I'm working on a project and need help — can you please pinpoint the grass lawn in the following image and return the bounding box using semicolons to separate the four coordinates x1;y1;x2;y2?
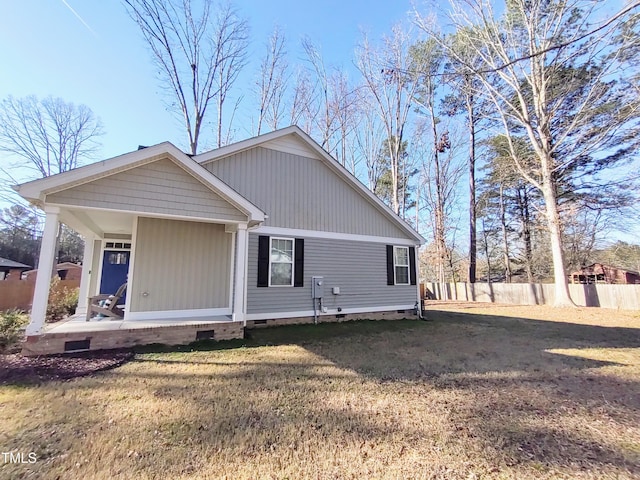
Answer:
1;304;639;479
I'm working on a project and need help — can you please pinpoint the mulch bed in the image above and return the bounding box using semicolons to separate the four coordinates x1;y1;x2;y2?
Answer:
0;349;134;385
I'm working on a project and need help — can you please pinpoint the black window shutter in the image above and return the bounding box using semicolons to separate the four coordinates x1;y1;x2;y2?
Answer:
257;235;270;287
386;245;395;285
294;238;304;287
409;246;417;286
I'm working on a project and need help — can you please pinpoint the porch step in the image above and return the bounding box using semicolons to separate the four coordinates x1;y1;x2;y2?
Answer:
22;321;244;356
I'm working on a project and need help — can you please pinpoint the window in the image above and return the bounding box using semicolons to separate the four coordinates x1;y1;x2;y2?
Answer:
108;252;129;265
258;236;304;288
269;237;294;286
386;245;416;286
394;246;410;285
105;242;131;249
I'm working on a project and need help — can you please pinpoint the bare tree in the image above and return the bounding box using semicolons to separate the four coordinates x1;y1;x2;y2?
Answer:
416;123;465;283
0;95;102;177
329;69;358;168
300;41;355;157
212;3;249;147
124;0;248;154
255;26;289;135
441;34;490;284
288;66;315;133
0;95;103;273
353;89;387;190
301;38;333;148
355;25;423;215
416;0;640;305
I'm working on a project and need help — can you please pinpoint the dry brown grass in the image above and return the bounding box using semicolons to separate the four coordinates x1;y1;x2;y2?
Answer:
1;304;639;479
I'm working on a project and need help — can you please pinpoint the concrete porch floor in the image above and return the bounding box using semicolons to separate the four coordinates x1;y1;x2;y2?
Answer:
45;313;234;334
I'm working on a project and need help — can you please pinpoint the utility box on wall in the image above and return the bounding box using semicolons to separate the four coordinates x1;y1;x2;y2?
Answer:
311;276;324;299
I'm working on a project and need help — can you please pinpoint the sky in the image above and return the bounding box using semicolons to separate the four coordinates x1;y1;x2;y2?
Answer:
0;0;417;167
1;0;637;246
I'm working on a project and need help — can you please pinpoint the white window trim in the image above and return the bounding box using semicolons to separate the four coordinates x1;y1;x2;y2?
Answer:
394;246;410;285
268;236;295;287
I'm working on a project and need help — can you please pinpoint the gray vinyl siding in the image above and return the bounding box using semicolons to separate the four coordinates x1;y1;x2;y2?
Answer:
261;135;318;157
130;217;231;312
47;158;245;222
203;147;409;238
246;233;416;314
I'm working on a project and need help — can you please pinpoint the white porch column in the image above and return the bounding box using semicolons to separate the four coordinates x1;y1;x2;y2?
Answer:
232;223;248;322
75;235;96;316
26;206;60;336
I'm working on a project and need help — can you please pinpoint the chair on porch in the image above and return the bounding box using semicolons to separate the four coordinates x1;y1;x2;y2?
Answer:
86;283;127;321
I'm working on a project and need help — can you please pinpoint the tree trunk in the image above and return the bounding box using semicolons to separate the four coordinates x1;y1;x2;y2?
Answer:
467;95;476;283
499;185;512;283
482;218;492;283
217;93;223;148
515;186;534;283
541;181;574;306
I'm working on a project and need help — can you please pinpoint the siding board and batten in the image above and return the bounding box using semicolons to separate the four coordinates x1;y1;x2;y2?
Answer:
47;158;245;222
130;218;231;312
203;146;409;238
261;134;319;158
246;233;416;314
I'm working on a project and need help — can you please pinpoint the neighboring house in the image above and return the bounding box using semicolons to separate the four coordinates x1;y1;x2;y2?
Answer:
23;262;83;282
0;257;31;281
15;126;425;341
570;263;640;285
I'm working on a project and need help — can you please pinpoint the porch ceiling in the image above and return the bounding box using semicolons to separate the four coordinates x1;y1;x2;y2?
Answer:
60;208;134;238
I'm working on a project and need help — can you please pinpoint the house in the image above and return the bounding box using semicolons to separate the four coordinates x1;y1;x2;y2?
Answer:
0;257;31;281
570;263;640;285
23;262;83;282
15;126;425;354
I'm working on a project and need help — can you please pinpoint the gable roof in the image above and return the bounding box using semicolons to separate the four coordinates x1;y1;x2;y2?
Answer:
0;257;32;270
14;142;265;224
195;126;425;244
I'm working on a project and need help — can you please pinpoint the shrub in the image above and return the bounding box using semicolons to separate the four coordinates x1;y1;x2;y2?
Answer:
0;309;28;353
46;277;80;323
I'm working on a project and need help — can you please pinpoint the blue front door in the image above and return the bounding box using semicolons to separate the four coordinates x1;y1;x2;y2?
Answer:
100;250;130;304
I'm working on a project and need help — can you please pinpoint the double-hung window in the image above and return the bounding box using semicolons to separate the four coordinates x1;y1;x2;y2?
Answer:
386;244;416;286
257;235;304;288
269;237;294;286
394;246;410;285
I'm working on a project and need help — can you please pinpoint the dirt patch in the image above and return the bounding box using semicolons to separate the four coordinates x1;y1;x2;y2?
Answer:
0;349;133;385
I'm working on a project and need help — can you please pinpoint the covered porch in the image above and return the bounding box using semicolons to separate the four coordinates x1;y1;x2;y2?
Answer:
14;142;265;354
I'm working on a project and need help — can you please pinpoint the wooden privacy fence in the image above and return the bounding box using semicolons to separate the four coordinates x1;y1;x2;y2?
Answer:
0;279;80;311
425;282;640;310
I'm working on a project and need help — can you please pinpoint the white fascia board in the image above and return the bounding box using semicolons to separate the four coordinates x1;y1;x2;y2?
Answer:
195;125;424;244
253;226;419;246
